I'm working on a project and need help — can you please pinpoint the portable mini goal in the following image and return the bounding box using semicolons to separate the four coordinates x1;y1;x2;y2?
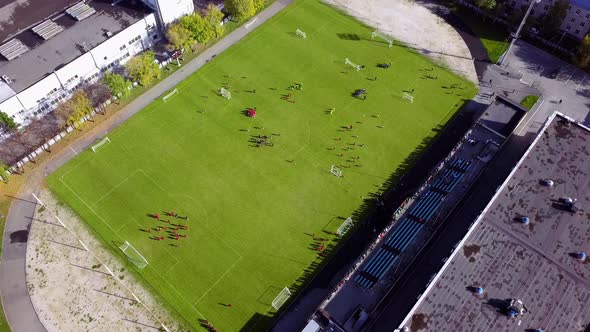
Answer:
296;29;307;39
271;287;292;310
119;241;148;270
337;217;354;236
345;58;361;71
162;88;178;102
220;87;232;99
402;92;414;103
330;165;343;177
91;137;110;152
371;31;393;48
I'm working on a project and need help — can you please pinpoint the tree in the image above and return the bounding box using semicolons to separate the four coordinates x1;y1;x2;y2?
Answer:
475;0;496;10
253;0;266;13
204;4;225;39
574;35;590;68
125;51;161;86
224;0;256;22
540;0;568;36
57;91;93;129
0;111;17;129
0;162;10;183
167;23;193;50
103;71;131;98
179;14;210;44
83;82;112;109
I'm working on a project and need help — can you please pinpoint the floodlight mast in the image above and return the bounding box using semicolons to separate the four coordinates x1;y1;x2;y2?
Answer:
498;0;541;65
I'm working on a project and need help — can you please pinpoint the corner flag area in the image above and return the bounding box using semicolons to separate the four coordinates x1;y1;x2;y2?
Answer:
47;0;477;330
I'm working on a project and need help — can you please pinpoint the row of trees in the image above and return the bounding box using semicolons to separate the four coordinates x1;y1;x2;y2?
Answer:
167;4;226;51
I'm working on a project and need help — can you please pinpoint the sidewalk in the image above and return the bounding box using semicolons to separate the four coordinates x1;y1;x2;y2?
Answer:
0;1;293;331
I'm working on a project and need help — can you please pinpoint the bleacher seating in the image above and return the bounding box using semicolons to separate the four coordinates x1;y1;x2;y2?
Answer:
355;158;472;289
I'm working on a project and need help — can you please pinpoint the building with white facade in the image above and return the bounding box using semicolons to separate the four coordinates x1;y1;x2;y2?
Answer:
0;0;194;125
504;0;590;39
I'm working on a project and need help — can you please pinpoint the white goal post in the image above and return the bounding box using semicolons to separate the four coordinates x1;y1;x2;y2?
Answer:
330;165;343;177
337;217;354;236
220;87;232;99
162;88;178;102
345;58;361;71
402;92;414;103
371;31;393;48
296;29;307;39
271;287;292;310
119;241;148;270
91;137;111;152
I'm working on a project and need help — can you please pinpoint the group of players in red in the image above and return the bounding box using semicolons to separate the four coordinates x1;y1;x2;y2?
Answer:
149;212;189;241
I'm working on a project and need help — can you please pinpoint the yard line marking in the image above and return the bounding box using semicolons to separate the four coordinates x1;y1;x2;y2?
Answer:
93;170;140;207
192;256;242;307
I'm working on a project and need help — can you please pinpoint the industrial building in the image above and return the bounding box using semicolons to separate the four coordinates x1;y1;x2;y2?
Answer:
398;112;590;331
0;0;194;125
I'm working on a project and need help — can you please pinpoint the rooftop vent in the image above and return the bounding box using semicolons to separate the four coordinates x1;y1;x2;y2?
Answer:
0;39;29;61
32;20;64;40
66;2;97;21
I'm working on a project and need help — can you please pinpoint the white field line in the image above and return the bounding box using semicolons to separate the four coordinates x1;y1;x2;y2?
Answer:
93;170;140;207
192;256;242;308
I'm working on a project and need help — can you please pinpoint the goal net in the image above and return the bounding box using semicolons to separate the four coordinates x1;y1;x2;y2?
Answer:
337;217;354;236
345;58;361;71
220;87;231;99
371;31;393;48
91;137;110;152
162;88;178;102
330;165;343;177
296;29;307;39
402;92;414;103
119;241;148;270
271;287;292;310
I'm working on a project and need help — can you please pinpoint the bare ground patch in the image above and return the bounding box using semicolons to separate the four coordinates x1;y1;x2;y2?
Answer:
26;189;189;332
324;0;478;83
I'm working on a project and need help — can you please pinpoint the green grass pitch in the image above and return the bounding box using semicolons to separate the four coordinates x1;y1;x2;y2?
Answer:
47;0;476;330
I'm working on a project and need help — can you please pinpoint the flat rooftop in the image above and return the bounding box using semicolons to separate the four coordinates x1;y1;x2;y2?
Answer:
0;0;80;43
0;0;151;93
404;113;590;332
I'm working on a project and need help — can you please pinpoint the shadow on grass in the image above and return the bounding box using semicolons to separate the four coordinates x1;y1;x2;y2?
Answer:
268;97;479;331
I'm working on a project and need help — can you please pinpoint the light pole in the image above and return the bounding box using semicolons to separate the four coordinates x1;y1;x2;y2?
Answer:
498;0;541;65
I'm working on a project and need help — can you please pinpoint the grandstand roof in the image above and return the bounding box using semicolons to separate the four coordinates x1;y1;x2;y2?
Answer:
402;113;590;332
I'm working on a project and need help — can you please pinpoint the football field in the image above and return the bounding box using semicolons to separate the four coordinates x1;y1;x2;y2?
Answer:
47;0;477;330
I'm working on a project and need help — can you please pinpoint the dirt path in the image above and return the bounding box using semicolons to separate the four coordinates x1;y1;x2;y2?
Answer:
325;0;478;83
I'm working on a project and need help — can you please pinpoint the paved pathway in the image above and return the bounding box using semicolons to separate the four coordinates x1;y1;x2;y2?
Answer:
0;1;292;331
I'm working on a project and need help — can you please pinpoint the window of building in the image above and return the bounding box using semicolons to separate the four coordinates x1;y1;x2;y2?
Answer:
571;17;576;22
576;9;581;14
586;13;590;18
581;22;586;27
544;5;549;10
566;25;571;30
576;29;580;34
128;35;141;45
120;45;126;51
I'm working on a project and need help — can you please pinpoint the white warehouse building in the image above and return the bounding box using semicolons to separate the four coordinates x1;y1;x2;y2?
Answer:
0;0;194;125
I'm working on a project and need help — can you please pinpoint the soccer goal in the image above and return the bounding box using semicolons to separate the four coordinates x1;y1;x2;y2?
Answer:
119;241;148;270
345;58;361;71
271;287;292;310
371;31;393;48
162;88;178;102
402;92;414;103
91;137;110;152
337;217;354;236
330;165;343;177
220;87;232;99
296;29;307;39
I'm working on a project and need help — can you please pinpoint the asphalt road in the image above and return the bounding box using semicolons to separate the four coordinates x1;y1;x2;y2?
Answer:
0;1;292;331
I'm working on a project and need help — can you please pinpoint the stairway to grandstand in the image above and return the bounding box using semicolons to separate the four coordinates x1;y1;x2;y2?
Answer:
355;159;471;289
